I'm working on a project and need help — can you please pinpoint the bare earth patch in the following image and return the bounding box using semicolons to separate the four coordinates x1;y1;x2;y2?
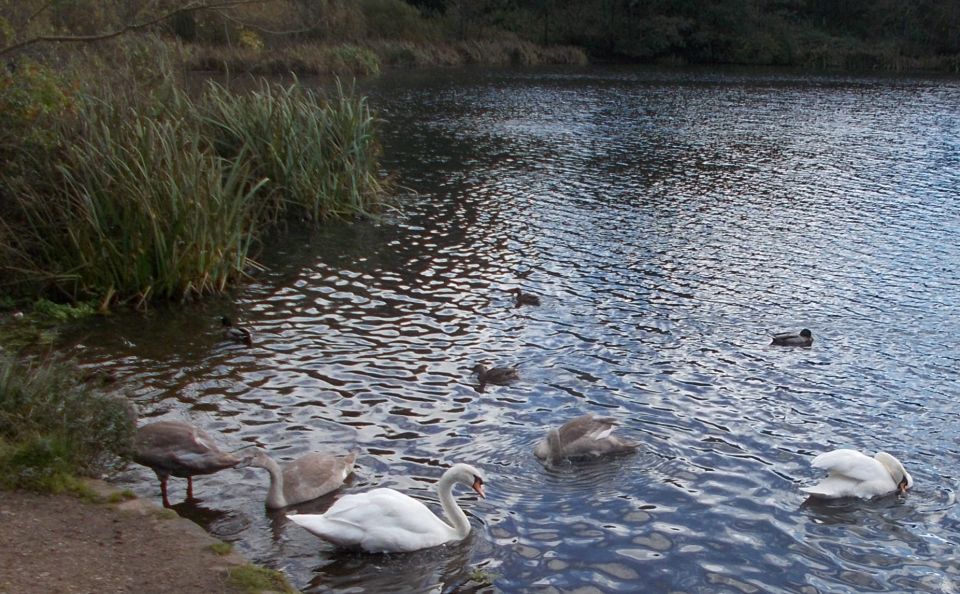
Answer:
0;481;257;594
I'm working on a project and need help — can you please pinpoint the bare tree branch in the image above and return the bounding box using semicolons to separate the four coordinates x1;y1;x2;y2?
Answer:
26;2;55;25
0;0;280;57
213;8;326;37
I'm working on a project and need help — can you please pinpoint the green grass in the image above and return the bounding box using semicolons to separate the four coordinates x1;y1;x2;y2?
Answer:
0;355;134;492
226;565;297;594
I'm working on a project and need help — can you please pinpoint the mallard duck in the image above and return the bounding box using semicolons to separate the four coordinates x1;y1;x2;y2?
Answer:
249;449;358;509
801;449;912;499
511;288;541;307
472;363;519;390
132;421;250;507
221;316;253;347
771;328;813;347
287;463;486;553
534;414;637;464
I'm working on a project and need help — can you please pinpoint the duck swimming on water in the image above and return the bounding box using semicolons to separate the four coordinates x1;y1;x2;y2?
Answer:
511;288;541;307
472;363;519;391
221;316;253;347
771;328;813;347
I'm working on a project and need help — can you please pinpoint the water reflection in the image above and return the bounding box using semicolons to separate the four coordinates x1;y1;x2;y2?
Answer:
78;66;960;592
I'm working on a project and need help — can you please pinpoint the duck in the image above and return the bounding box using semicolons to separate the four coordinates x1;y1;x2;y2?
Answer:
287;463;486;553
221;316;253;347
472;363;519;391
132;421;250;507
511;288;541;307
801;449;913;499
249;449;359;509
534;414;637;464
771;328;813;347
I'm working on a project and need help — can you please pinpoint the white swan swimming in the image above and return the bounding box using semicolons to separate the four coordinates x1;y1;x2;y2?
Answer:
533;414;637;464
249;449;358;509
801;449;912;499
287;463;485;553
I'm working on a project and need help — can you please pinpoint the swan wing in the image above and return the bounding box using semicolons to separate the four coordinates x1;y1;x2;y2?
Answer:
282;453;354;503
803;449;898;498
134;422;239;475
800;475;864;498
810;449;888;482
558;415;616;443
557;415;637;458
288;488;454;552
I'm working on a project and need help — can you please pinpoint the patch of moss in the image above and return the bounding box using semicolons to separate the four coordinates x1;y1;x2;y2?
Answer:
155;508;179;520
467;567;499;587
210;541;233;556
31;299;98;322
226;565;297;594
107;489;137;504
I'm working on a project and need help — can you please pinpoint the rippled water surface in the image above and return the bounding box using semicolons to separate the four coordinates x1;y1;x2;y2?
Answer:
82;66;960;593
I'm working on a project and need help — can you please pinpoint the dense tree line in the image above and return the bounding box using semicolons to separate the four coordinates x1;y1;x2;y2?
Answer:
407;0;960;69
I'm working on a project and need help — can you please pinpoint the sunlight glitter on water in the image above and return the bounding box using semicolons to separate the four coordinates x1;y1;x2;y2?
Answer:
85;66;960;593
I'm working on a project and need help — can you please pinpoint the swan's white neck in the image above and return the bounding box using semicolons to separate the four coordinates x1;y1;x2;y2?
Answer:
437;472;471;539
255;454;288;508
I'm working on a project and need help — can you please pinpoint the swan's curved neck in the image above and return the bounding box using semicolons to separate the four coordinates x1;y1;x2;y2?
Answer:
437;473;471;539
547;428;563;462
255;455;287;508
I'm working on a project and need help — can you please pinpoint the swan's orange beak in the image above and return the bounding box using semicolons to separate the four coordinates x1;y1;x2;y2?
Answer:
472;477;485;499
898;478;909;495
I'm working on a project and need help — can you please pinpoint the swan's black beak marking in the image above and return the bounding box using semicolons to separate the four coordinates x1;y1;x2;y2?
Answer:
472;476;485;499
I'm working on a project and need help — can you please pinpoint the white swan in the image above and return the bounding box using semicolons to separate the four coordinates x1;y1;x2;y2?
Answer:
249;449;358;509
801;449;913;499
287;463;486;553
534;414;637;464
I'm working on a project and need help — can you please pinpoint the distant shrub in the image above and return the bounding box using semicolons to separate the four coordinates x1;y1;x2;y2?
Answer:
359;0;435;41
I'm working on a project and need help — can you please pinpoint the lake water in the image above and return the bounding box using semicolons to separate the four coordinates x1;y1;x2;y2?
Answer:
85;66;960;593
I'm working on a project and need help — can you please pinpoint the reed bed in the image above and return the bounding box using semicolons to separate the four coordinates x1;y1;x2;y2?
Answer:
0;63;387;307
10;108;262;306
203;79;386;224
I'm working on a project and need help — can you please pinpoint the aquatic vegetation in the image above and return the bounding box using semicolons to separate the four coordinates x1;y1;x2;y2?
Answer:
203;78;386;225
226;565;297;594
0;54;387;307
0;355;134;492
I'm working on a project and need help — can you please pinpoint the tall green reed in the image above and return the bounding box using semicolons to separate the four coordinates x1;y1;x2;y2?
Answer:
6;96;264;306
202;79;386;224
1;56;386;307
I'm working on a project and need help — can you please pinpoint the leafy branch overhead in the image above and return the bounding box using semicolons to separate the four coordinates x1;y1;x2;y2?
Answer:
0;0;279;56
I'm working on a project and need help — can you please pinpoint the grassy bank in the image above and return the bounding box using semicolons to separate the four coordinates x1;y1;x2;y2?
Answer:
0;354;133;492
0;38;387;308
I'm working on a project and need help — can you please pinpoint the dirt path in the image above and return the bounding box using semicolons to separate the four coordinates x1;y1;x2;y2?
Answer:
0;481;281;594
